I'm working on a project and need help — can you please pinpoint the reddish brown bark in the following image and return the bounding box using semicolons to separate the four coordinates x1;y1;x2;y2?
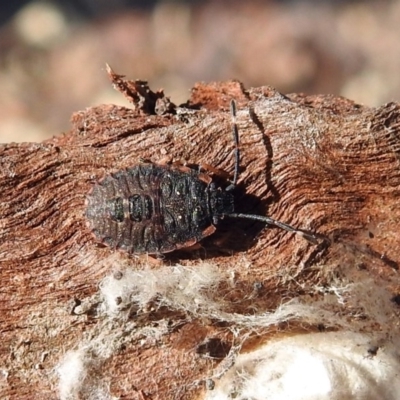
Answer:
1;73;400;399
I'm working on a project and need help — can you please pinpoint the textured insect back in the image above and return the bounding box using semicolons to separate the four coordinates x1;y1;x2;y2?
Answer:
86;163;219;255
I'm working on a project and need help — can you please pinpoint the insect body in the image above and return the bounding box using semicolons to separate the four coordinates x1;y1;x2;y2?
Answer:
86;101;317;254
86;163;233;254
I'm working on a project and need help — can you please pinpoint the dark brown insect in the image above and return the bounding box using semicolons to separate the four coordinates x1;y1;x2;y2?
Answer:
85;101;318;255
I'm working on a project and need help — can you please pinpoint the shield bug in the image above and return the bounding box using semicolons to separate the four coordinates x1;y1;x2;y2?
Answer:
85;100;318;255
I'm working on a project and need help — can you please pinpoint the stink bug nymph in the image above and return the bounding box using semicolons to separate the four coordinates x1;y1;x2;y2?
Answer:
85;101;318;254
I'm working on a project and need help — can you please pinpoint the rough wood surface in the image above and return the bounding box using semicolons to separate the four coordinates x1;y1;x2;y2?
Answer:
1;72;400;399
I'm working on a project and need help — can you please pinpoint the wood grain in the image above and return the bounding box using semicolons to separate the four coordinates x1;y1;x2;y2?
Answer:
1;75;400;399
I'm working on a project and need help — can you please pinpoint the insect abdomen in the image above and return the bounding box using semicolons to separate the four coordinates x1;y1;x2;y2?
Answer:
86;164;214;254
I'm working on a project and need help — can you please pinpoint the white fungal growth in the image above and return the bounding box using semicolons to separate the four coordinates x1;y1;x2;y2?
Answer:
205;332;400;400
56;258;400;399
99;263;224;316
56;350;87;400
98;262;397;333
56;348;113;400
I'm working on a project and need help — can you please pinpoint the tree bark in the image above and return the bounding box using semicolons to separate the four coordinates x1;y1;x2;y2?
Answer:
1;72;400;399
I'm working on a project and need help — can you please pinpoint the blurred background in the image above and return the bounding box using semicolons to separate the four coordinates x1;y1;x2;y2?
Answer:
0;0;399;142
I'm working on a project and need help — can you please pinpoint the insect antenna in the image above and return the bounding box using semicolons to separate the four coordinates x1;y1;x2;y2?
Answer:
227;212;319;244
226;99;240;191
224;100;318;244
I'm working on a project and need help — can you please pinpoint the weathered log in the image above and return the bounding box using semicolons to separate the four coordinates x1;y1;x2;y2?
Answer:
1;71;400;399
